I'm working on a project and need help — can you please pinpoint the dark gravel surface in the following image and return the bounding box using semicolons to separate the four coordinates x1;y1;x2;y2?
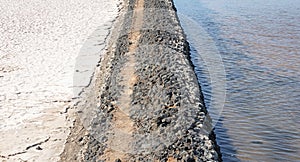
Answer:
60;0;222;161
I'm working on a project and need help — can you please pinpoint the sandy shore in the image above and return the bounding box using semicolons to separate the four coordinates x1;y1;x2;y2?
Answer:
0;0;120;161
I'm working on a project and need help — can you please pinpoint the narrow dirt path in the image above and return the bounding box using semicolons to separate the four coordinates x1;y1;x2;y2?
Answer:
104;0;144;161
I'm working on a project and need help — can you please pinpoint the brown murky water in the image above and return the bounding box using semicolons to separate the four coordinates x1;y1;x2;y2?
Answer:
174;0;300;161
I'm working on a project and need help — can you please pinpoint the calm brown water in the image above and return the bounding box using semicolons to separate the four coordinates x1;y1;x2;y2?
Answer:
174;0;300;161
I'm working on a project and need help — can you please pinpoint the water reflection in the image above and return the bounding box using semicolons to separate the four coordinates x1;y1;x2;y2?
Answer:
174;0;300;161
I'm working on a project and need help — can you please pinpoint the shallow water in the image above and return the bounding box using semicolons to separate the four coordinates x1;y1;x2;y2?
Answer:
174;0;300;161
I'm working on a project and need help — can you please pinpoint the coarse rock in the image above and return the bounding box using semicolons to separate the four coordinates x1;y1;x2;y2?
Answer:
60;0;222;161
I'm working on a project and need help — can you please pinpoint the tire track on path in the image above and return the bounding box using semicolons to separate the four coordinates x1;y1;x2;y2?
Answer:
104;0;144;161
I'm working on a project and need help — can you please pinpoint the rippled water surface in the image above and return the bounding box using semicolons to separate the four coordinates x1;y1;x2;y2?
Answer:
174;0;300;161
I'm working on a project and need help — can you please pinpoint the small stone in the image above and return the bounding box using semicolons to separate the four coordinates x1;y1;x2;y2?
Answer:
115;159;121;162
36;146;43;150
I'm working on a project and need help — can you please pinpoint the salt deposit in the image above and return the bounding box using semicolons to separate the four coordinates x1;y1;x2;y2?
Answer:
0;0;120;161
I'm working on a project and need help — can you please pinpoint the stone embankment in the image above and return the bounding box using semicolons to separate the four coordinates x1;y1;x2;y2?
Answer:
60;0;222;161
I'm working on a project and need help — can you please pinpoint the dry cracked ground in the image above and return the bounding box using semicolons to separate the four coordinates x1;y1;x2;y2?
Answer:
1;0;221;161
0;0;120;161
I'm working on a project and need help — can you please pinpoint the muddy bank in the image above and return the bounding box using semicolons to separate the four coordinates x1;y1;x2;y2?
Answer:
61;0;221;161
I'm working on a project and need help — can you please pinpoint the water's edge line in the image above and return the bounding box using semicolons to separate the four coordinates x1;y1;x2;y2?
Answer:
172;1;223;161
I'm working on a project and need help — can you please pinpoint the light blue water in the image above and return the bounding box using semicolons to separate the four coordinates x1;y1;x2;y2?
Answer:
174;0;300;161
